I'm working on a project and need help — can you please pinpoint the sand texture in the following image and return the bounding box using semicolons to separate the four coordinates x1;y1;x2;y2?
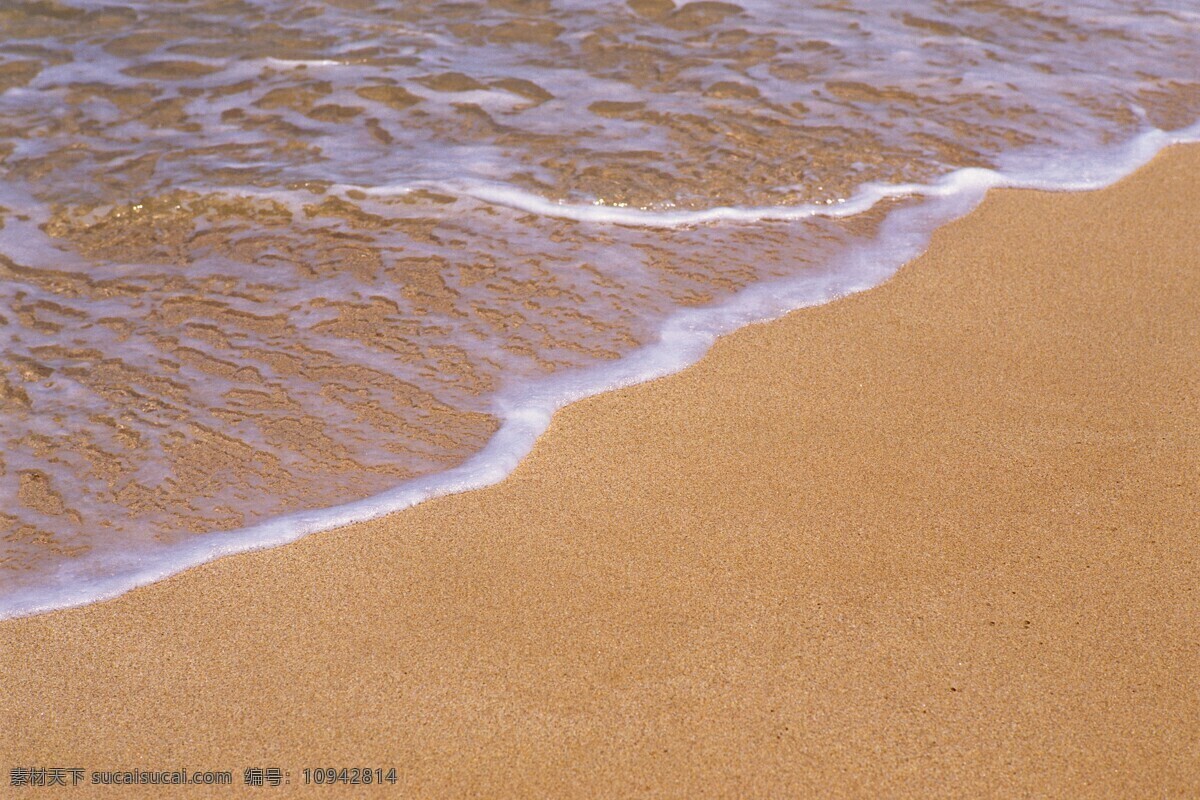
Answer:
2;145;1198;797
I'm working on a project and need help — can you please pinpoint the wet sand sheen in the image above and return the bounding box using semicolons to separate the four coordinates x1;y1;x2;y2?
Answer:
2;145;1198;796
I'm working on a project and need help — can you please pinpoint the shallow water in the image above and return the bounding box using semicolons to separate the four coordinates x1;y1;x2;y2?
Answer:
1;0;1197;617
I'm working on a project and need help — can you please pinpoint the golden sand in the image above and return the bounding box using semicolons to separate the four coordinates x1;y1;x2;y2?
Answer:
2;145;1198;797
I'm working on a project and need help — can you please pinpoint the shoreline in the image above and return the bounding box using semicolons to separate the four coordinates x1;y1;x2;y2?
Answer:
3;144;1199;796
6;125;1196;622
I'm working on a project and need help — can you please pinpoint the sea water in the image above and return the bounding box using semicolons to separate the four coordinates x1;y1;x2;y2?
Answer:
0;0;1197;618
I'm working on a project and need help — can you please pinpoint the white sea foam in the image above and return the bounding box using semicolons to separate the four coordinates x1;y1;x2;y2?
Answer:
2;121;1196;620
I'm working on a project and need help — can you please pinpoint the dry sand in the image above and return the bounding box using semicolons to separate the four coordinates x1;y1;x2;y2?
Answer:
2;145;1198;797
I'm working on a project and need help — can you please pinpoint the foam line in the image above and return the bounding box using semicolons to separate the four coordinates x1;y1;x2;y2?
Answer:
354;125;1197;228
1;122;1197;620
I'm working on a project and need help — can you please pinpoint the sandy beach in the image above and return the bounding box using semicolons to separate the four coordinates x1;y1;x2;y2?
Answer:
2;144;1198;796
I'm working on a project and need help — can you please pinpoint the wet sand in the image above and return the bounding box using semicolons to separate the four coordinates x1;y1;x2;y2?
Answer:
2;145;1198;797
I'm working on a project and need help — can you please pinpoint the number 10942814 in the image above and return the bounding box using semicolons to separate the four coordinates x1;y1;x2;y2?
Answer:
302;767;397;786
